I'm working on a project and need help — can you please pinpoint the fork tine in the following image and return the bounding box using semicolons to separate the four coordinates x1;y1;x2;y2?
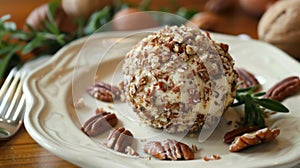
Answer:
4;71;26;120
11;94;25;122
0;69;21;117
0;67;17;99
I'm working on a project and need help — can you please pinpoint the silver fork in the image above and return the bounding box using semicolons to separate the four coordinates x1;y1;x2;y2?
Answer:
0;67;26;140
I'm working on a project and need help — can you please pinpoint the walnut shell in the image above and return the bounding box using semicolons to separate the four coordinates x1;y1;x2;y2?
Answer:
258;0;300;59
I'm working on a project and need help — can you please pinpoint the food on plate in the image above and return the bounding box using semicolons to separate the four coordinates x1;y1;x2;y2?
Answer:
235;68;261;91
87;82;122;102
122;25;237;133
223;125;260;144
202;154;221;161
229;127;280;152
105;127;134;153
258;0;300;59
265;76;300;101
81;110;118;136
143;139;194;160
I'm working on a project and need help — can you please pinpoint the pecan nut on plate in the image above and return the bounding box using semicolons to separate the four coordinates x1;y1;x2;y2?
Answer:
81;111;118;136
235;68;261;91
87;82;122;102
265;76;300;101
106;127;134;153
144;139;194;160
223;125;260;144
229;127;280;152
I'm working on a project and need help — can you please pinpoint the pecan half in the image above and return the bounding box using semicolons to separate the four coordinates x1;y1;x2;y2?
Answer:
229;127;280;152
235;68;261;91
87;82;122;102
265;76;300;101
106;127;134;153
223;125;260;144
143;139;194;160
81;111;118;136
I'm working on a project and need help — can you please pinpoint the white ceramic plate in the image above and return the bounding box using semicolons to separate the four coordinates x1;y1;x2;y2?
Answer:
24;30;300;168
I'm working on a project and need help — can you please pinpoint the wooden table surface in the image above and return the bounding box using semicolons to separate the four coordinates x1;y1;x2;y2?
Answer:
0;0;260;167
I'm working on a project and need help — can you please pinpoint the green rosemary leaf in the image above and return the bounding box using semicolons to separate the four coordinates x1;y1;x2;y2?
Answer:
234;93;244;103
231;101;244;107
25;23;37;33
44;20;60;35
253;91;266;97
176;8;198;20
84;6;112;35
0;127;9;136
139;0;152;11
56;34;66;45
237;86;255;93
46;0;60;34
0;14;11;23
11;31;32;41
22;34;45;54
0;45;15;56
0;44;20;80
244;95;252;126
233;84;289;128
3;21;16;31
254;98;289;112
256;108;266;128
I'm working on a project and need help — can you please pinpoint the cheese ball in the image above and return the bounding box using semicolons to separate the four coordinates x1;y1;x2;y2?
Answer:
122;25;237;133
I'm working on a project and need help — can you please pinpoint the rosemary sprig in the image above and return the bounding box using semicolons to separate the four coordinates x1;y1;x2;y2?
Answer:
232;86;289;128
0;1;111;81
0;1;73;80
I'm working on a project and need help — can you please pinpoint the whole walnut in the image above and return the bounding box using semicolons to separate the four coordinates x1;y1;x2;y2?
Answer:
258;0;300;59
23;3;77;33
187;12;225;32
62;0;113;19
112;8;158;31
205;0;235;13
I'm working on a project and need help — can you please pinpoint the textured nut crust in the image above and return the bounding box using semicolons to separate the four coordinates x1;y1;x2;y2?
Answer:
143;139;194;160
106;127;134;153
81;111;118;136
265;76;300;101
122;25;237;133
223;126;260;144
235;68;261;91
87;82;122;102
229;127;280;152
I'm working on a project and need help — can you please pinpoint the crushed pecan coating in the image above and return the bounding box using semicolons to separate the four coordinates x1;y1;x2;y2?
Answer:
106;127;134;153
203;154;221;161
229;127;280;152
143;139;194;160
122;25;237;133
265;76;300;101
87;82;122;102
81;111;118;136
